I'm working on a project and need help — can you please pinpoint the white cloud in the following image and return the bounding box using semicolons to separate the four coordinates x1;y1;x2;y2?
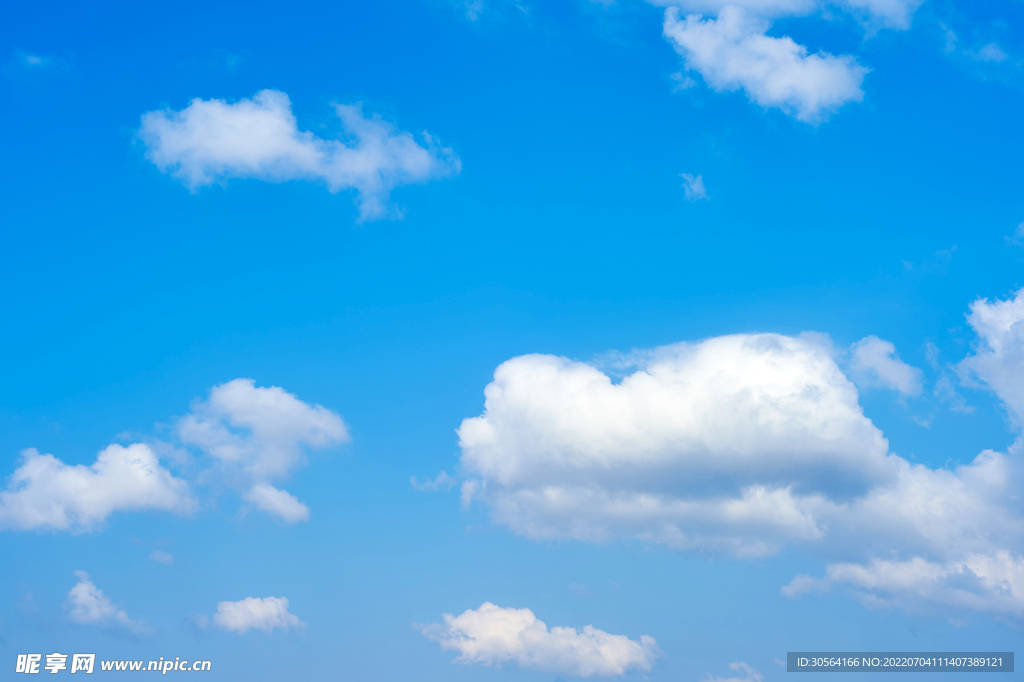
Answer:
849;335;923;395
974;43;1008;63
179;378;348;478
139;89;461;220
457;330;1024;616
681;172;708;201
418;602;659;677
67;571;149;635
459;333;892;554
704;661;764;682
785;553;1024;617
960;288;1024;430
663;6;867;122
178;378;347;522
149;550;174;565
244;484;310;523
650;0;816;18
0;444;194;532
649;0;920;29
212;596;304;634
411;471;456;491
7;50;69;73
837;0;921;30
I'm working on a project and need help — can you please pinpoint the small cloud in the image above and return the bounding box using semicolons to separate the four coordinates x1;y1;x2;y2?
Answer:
465;0;484;20
940;23;958;54
849;336;923;395
244;484;310;523
411;471;456;491
459;480;479;510
0;444;195;533
780;573;831;598
663;7;867;123
18;592;38;614
670;71;697;91
973;43;1007;63
569;582;591;597
6;50;69;76
138;91;461;221
926;343;973;413
149;550;174;565
704;661;763;682
1005;222;1024;247
774;657;786;667
211;596;304;634
66;571;150;635
418;602;659;676
681;172;708;202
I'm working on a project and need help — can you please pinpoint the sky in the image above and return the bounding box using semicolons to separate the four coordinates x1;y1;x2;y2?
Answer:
1;0;1024;680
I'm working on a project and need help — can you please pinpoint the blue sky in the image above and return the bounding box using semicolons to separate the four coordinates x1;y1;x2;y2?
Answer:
2;0;1024;680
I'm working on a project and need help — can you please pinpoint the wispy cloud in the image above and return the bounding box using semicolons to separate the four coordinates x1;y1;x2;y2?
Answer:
67;571;150;635
681;172;708;201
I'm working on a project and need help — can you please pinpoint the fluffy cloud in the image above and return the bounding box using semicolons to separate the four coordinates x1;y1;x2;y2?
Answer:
457;330;1024;615
418;602;658;677
0;380;343;530
663;6;867;122
179;378;348;522
459;333;891;553
960;288;1024;429
149;550;174;565
179;378;348;478
849;335;923;395
0;444;194;532
212;596;304;634
139;89;460;220
67;571;149;635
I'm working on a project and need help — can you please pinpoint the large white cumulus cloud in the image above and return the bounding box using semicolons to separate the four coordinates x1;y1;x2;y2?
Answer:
459;333;890;553
0;444;194;532
419;602;658;677
457;331;1024;615
139;89;461;220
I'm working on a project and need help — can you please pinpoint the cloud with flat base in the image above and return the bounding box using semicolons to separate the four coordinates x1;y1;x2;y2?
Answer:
418;602;659;677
